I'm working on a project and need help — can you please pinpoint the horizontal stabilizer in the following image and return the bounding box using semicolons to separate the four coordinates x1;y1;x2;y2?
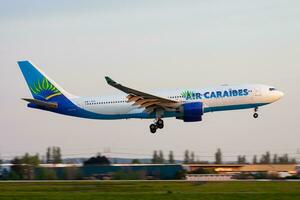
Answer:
22;98;58;109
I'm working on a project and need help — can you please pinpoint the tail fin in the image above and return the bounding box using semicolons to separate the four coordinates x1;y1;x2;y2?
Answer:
18;61;76;102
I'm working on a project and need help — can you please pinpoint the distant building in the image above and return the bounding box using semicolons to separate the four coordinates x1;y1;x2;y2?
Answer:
186;174;233;181
183;164;244;174
39;163;82;168
34;164;184;180
184;164;298;177
0;164;13;177
2;163;298;180
237;164;297;175
296;165;300;174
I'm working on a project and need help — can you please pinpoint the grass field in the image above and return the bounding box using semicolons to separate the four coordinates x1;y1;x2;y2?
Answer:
0;181;299;200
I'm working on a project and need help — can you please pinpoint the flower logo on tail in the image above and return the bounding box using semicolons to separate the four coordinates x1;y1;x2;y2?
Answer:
30;78;62;100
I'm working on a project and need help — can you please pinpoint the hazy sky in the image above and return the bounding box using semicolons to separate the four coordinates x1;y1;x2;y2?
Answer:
1;0;299;161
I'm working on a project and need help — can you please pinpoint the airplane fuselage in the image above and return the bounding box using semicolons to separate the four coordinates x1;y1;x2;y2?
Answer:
62;84;283;120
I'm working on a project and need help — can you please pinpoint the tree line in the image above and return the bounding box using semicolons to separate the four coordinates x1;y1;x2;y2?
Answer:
0;147;62;180
149;148;297;164
0;147;297;166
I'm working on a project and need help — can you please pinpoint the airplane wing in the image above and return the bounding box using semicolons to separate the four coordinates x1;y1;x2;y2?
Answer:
105;76;182;114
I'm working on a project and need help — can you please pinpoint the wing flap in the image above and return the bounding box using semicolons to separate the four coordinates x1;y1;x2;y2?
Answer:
105;76;182;115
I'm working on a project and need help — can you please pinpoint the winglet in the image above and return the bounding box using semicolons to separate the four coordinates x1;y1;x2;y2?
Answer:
105;76;117;85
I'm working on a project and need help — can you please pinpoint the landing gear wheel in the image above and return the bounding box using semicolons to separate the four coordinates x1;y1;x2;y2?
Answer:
253;113;259;118
150;124;157;134
156;119;164;129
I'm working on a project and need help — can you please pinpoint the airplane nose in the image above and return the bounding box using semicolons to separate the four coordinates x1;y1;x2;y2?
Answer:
268;88;284;103
273;91;284;101
278;91;284;98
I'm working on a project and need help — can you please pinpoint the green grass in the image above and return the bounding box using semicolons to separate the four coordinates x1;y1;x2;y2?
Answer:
0;181;299;200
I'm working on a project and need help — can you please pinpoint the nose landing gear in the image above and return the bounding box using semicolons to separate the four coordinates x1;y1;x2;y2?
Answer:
253;107;259;118
149;118;164;134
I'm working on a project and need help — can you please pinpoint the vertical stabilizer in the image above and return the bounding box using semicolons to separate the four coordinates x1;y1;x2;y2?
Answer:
18;61;76;103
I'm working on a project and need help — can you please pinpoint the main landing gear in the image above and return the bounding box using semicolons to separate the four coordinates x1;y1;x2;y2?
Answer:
149;118;164;134
253;107;259;118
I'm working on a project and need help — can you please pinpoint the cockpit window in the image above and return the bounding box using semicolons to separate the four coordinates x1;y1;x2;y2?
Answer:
269;88;276;91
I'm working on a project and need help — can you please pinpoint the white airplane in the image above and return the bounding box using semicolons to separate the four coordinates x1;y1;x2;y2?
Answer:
18;61;284;133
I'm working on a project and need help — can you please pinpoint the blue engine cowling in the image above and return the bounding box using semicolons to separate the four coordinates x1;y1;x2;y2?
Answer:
177;102;204;122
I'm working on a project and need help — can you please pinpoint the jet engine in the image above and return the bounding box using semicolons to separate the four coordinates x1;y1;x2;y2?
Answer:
176;102;204;122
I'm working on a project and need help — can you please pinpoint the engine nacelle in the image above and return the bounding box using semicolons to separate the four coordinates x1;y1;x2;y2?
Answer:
177;102;204;122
